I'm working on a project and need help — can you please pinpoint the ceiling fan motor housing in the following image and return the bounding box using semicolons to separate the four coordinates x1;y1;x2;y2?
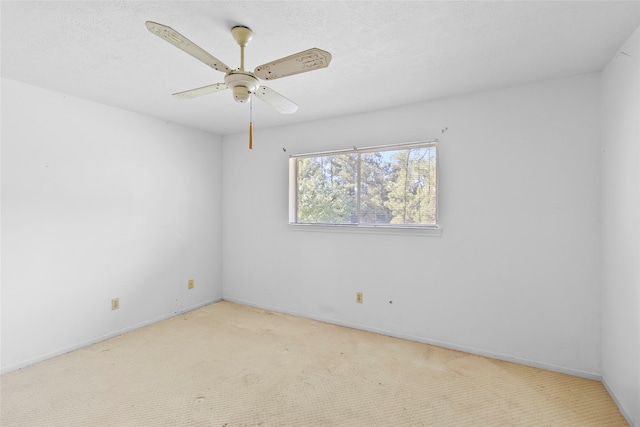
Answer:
224;72;259;103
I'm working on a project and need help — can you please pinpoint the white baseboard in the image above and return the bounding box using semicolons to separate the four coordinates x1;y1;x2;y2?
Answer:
5;297;624;420
1;297;221;375
603;378;637;427
222;297;601;381
2;295;603;382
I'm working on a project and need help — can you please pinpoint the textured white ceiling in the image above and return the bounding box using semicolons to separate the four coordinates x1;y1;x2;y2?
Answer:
2;1;639;136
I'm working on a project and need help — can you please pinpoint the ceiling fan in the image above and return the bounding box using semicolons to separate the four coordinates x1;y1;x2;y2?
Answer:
145;21;332;148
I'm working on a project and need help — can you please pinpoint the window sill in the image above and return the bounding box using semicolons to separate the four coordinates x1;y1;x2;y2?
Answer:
288;223;442;237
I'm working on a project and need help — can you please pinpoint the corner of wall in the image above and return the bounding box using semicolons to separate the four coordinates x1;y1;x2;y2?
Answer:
600;24;640;427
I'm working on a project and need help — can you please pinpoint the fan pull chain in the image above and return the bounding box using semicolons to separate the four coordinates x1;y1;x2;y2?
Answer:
249;93;253;150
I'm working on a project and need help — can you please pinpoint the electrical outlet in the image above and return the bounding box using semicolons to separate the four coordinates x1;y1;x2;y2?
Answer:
356;292;363;303
188;279;194;289
111;298;120;310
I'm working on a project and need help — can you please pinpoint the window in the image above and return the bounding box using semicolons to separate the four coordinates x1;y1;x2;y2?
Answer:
289;141;438;228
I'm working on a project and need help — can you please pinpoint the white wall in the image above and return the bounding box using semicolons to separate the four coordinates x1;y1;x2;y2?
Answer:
1;78;223;373
222;73;602;377
601;26;640;426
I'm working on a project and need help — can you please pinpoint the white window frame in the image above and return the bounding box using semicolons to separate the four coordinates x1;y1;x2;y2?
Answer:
288;140;440;235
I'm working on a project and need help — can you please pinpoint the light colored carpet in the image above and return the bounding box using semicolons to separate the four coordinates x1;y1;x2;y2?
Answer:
1;301;627;426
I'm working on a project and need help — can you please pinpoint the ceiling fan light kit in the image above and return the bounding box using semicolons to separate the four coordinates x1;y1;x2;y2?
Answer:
225;73;259;103
145;21;332;148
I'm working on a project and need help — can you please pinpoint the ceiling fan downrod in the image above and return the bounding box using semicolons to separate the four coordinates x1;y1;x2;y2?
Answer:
231;25;253;71
228;25;256;103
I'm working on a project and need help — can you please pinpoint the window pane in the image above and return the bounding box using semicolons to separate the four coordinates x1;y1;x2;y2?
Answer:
359;151;394;224
296;153;357;224
384;147;437;225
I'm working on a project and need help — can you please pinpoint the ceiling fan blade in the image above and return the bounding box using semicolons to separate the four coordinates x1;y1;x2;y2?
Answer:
172;83;228;99
254;48;332;81
254;86;298;114
146;21;231;73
